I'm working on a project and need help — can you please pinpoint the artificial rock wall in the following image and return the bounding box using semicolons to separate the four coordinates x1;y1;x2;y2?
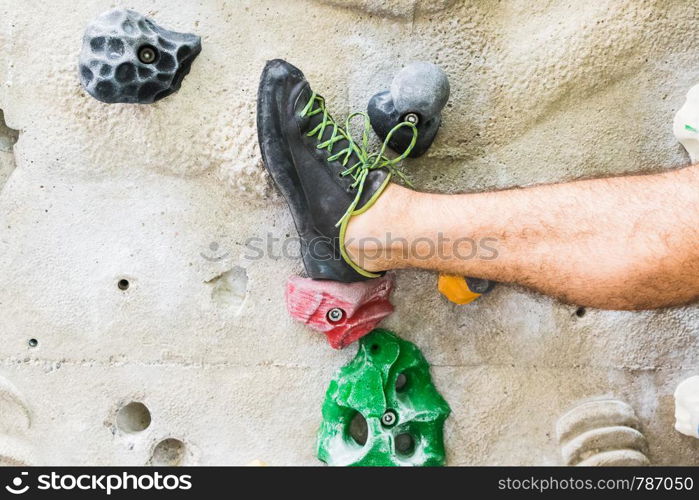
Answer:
1;0;698;465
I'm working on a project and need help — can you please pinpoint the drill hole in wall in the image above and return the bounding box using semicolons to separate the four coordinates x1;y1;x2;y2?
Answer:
575;307;586;318
116;402;151;433
27;338;38;348
348;412;368;446
117;279;130;291
150;438;186;466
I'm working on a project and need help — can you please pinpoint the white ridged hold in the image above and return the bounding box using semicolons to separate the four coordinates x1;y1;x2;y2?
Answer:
556;399;649;466
674;375;699;439
0;377;33;465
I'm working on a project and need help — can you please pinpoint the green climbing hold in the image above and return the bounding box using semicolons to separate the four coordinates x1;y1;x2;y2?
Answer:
317;329;451;466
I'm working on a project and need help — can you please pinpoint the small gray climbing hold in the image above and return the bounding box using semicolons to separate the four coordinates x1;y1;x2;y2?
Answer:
368;61;450;158
390;62;450;118
79;9;201;104
465;277;495;295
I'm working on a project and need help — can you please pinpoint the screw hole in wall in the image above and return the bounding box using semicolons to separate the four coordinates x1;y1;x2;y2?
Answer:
27;338;38;348
575;307;586;318
116;401;151;433
118;279;130;291
150;438;186;466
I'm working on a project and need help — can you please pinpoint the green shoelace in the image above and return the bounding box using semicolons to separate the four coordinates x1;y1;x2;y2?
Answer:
301;92;418;227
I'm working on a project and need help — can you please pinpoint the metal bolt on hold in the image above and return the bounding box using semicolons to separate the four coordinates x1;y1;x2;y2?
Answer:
381;410;397;427
137;45;157;64
326;307;345;323
404;113;419;125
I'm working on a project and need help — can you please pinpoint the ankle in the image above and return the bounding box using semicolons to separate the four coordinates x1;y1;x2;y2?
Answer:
345;183;414;272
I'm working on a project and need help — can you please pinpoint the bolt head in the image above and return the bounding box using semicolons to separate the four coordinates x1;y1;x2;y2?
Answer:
381;410;397;427
326;308;345;323
138;45;157;64
404;113;420;125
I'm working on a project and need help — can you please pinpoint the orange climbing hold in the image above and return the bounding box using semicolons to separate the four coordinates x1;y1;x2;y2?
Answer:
438;274;482;305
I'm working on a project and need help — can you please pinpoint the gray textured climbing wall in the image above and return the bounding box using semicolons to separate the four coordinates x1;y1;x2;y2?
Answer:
1;0;699;465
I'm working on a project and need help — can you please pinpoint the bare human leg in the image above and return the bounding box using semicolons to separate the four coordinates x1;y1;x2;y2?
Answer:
345;165;699;310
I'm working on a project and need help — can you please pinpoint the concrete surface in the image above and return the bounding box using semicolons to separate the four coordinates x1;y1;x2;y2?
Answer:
0;0;698;465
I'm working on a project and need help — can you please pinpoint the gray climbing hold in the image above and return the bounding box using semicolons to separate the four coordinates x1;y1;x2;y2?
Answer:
465;277;495;295
79;9;201;104
390;62;450;119
368;61;450;157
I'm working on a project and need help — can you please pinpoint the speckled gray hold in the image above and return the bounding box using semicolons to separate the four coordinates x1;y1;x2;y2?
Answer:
79;9;201;104
390;62;450;118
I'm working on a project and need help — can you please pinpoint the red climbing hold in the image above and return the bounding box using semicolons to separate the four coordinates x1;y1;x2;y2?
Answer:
285;274;395;349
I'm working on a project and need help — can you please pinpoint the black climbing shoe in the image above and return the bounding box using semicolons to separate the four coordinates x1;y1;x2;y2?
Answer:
257;59;416;282
368;90;440;158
